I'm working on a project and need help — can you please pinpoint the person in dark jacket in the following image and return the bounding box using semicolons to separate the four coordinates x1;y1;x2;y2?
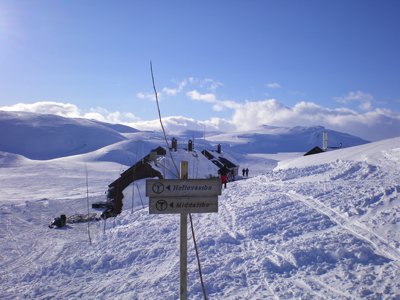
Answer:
245;168;249;177
218;166;229;188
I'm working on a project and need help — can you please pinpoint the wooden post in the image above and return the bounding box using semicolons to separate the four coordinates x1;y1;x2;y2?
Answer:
180;161;188;300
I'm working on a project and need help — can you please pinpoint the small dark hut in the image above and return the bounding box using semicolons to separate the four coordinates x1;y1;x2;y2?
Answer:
304;146;325;156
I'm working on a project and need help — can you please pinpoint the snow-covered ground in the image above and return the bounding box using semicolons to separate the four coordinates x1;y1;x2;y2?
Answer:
1;135;400;299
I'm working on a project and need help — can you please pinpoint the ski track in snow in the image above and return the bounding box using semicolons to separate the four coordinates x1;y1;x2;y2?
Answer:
286;190;400;264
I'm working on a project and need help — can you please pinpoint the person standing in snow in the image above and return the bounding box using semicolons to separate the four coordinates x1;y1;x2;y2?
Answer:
242;168;246;177
245;168;249;177
219;166;229;189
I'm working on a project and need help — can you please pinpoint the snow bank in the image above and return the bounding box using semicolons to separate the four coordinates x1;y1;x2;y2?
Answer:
276;136;400;170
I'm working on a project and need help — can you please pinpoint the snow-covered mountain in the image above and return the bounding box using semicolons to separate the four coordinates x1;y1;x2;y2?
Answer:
208;125;369;154
1;111;399;299
0;111;369;161
0;111;132;160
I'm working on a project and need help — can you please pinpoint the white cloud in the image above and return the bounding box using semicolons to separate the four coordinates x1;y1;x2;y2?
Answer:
201;78;224;91
162;87;179;96
230;99;400;141
137;92;157;102
129;115;235;133
335;91;374;111
136;78;192;101
0;100;234;134
186;90;217;103
137;77;223;102
0;101;139;124
127;97;400;141
84;107;139;123
0;101;81;117
2;98;399;142
186;90;241;112
161;77;195;96
181;85;400;141
266;82;281;89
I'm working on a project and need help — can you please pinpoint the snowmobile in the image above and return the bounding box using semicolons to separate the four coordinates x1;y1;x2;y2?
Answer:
49;214;67;228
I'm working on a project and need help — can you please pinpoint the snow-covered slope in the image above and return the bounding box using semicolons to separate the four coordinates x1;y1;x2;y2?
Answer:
0;137;399;299
277;136;400;170
207;125;369;154
0;111;370;162
0;111;128;160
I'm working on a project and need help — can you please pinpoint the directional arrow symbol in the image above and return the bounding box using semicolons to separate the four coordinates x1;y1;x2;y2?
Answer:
166;185;171;191
149;196;218;214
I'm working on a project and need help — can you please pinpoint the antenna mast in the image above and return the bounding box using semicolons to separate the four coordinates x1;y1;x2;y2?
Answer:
322;130;328;151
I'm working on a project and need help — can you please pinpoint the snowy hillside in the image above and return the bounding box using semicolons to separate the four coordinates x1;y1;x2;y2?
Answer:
207;125;369;154
0;134;399;299
0;111;369;162
0;111;129;160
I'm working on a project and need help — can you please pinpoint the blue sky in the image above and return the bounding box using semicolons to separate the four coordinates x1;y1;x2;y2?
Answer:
1;0;400;141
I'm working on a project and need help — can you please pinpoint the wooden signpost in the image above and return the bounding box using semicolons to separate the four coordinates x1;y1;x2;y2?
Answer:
146;162;221;300
146;178;222;198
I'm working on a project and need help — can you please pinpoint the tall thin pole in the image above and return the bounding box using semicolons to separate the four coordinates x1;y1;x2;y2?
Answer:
150;61;179;176
85;164;92;245
180;161;188;300
131;174;135;214
189;213;207;299
136;183;145;209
